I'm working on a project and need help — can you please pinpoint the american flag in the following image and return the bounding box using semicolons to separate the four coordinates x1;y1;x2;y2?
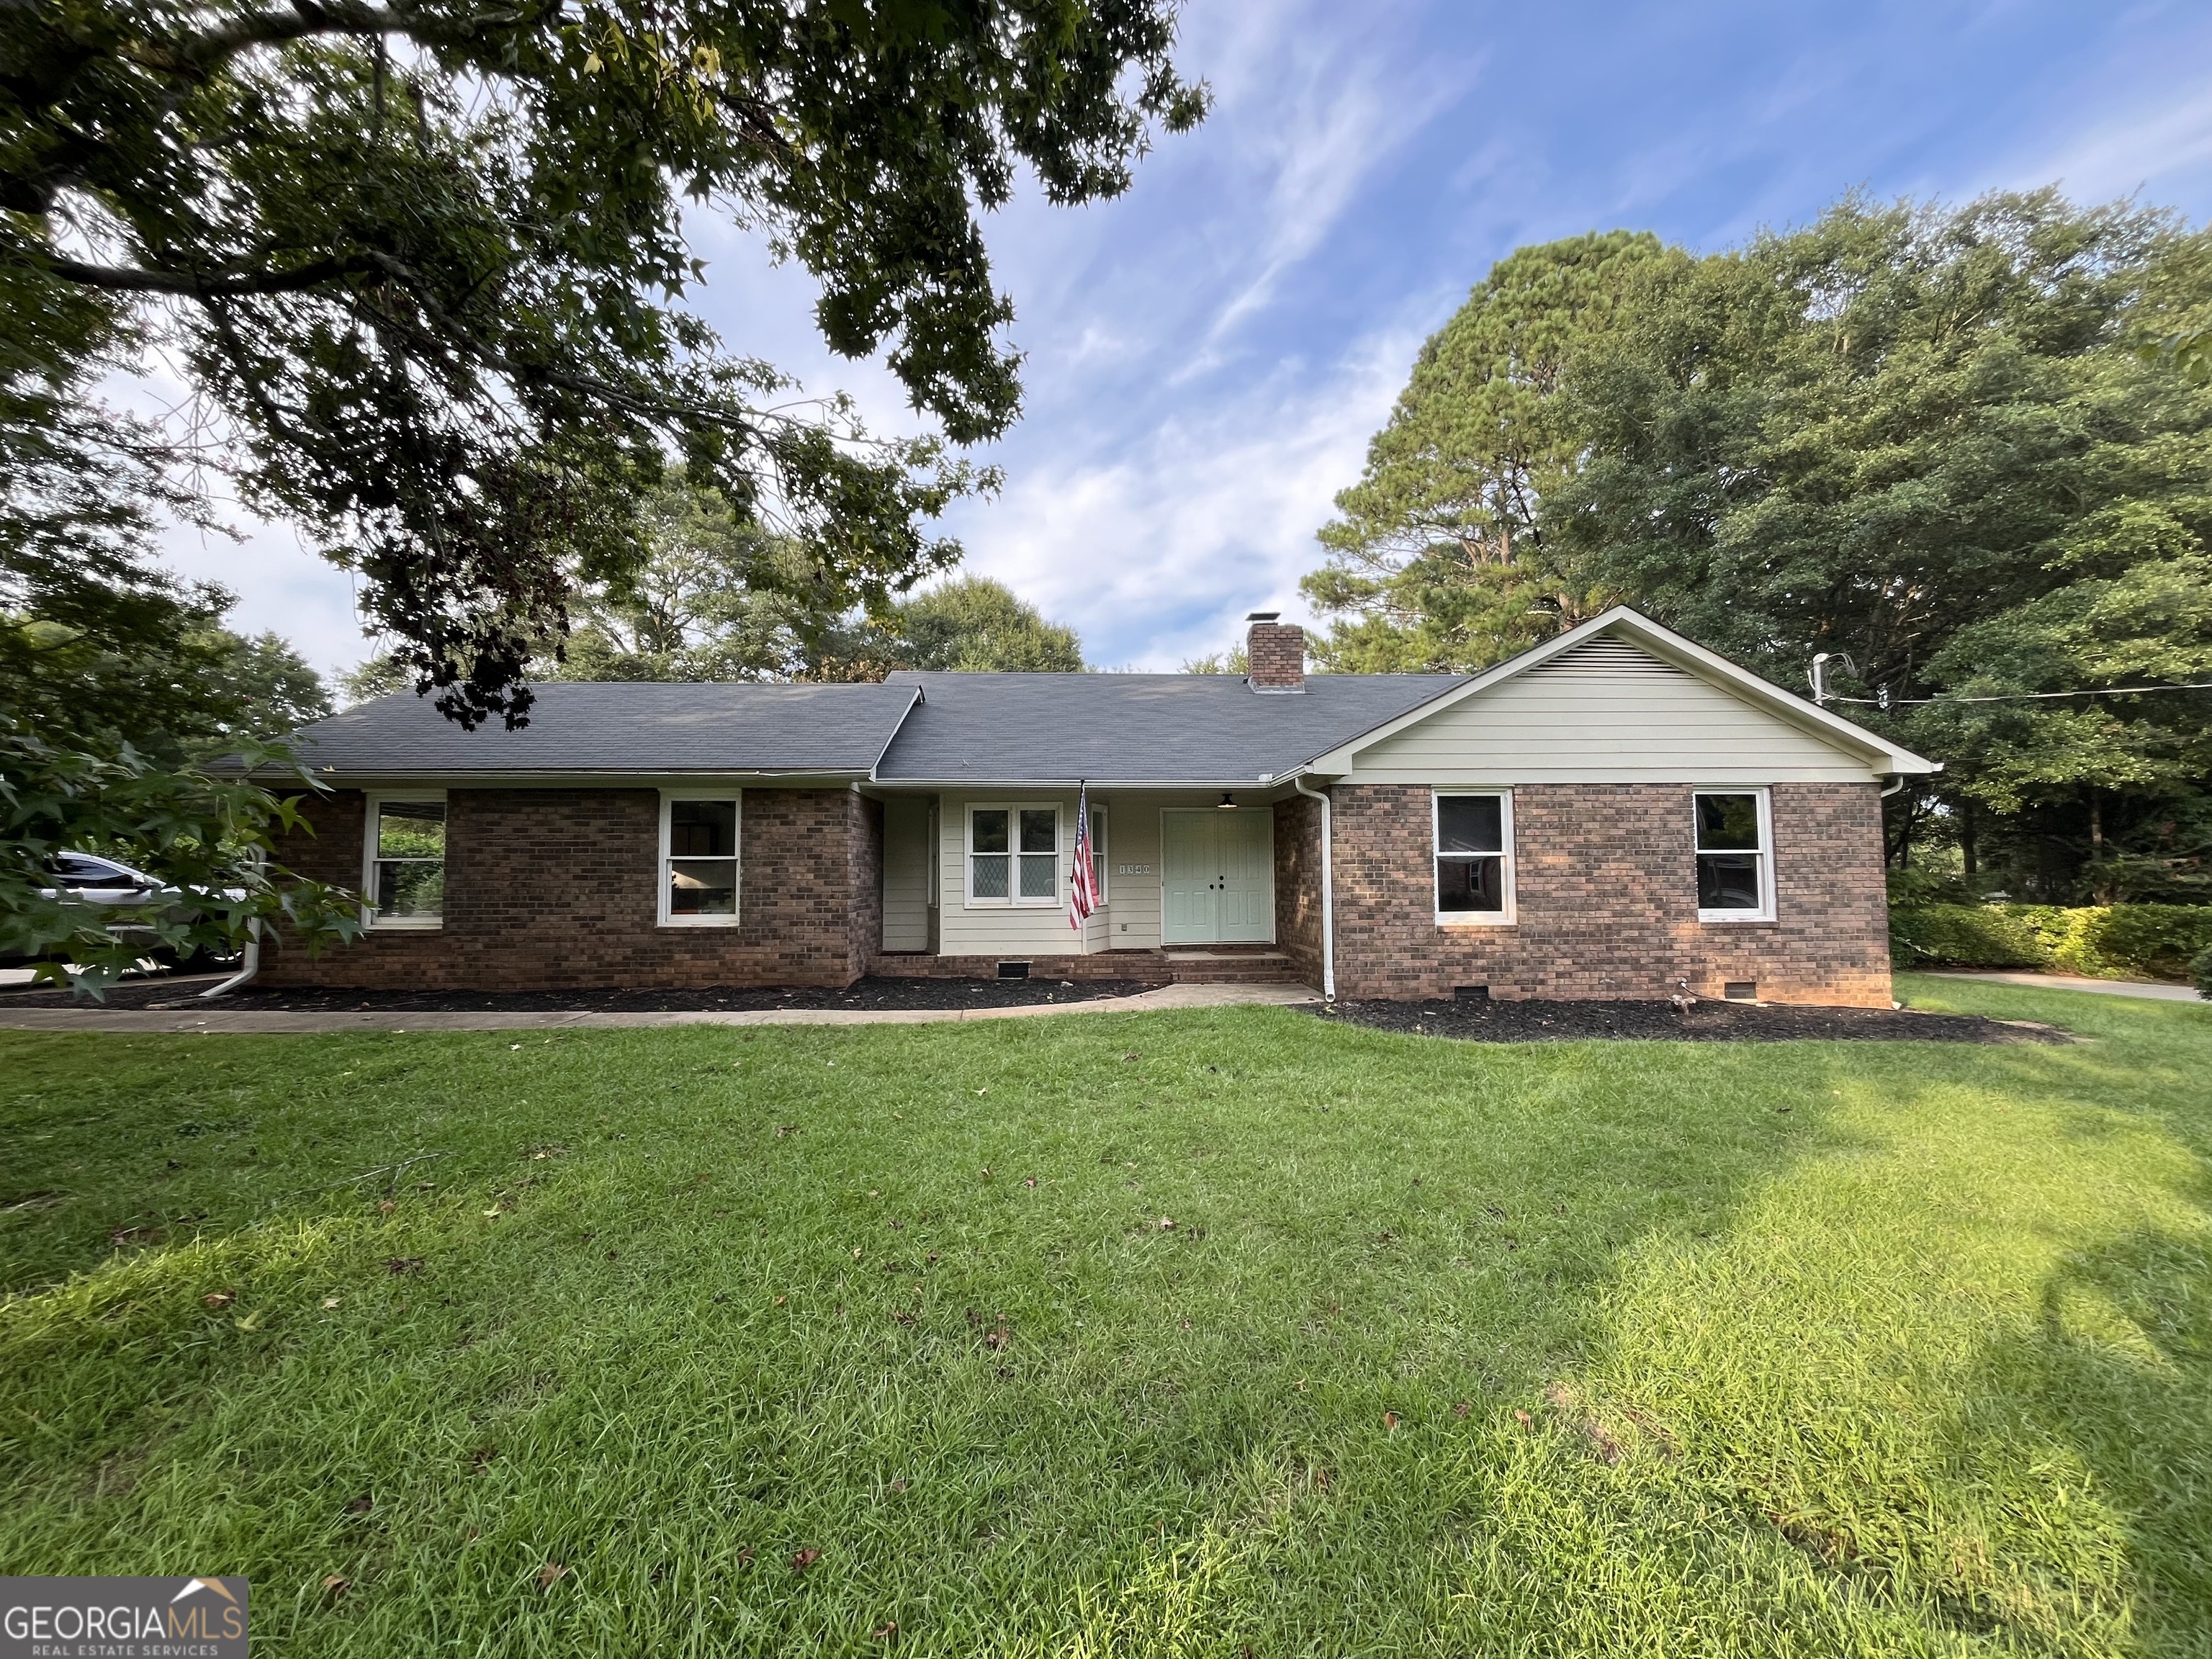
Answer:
1069;781;1100;931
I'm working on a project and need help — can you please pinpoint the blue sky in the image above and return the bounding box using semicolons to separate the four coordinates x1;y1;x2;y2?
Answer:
164;0;2212;678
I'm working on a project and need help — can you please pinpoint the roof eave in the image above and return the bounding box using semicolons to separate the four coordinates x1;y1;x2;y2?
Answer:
262;767;880;788
869;775;1298;790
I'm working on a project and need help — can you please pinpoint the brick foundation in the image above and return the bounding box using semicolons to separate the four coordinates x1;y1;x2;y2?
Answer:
261;786;877;990
1327;782;1892;1006
863;951;1169;982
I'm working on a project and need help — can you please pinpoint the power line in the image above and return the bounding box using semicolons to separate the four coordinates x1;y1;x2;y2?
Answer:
1824;680;2212;708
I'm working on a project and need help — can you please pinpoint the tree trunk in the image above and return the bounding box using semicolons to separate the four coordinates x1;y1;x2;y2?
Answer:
1960;799;1977;877
2088;791;2113;904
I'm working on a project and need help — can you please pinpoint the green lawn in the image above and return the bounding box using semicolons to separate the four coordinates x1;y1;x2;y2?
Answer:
1;978;2207;1658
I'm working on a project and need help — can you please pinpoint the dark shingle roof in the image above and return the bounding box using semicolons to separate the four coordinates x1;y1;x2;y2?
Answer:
872;671;1465;783
279;672;1467;782
287;680;920;775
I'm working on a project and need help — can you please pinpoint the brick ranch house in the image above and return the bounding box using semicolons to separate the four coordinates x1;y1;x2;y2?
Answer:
260;607;1936;1005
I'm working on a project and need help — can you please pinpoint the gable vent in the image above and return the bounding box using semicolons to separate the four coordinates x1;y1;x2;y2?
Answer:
1527;634;1679;677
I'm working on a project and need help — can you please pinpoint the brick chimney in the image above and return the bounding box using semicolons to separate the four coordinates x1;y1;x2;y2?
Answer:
1246;612;1305;693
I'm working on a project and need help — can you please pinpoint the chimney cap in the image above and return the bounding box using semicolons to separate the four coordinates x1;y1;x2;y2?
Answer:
1245;611;1281;623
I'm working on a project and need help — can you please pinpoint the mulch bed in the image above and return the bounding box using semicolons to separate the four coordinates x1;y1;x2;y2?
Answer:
0;974;1169;1015
1313;997;2069;1045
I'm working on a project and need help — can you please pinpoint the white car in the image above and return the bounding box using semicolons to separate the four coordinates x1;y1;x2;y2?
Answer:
8;852;245;971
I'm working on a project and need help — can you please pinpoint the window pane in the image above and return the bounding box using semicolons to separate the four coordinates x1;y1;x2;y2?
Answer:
670;799;736;858
1697;852;1761;910
971;809;1009;854
1090;809;1107;852
1018;851;1057;898
374;859;444;919
1437;795;1503;854
667;858;737;915
971;853;1009;899
1695;793;1760;850
1019;808;1057;853
1437;854;1503;912
377;799;445;858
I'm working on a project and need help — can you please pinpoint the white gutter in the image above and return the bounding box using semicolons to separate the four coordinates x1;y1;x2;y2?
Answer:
1292;775;1335;1002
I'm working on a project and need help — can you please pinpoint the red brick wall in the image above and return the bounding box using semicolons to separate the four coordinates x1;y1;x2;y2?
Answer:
261;786;871;989
845;791;884;984
1328;782;1892;1006
1247;622;1306;690
1272;791;1324;989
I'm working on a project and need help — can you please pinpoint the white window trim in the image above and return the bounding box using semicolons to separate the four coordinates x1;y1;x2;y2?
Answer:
1694;786;1775;923
362;790;447;931
966;801;1062;908
1434;789;1516;926
659;788;742;928
1088;802;1109;907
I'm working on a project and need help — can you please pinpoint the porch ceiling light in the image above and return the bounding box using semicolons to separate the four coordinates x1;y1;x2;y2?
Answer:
1218;792;1236;809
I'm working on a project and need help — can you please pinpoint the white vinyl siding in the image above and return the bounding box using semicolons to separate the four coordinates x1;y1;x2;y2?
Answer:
881;796;932;950
934;791;1188;956
1347;637;1878;786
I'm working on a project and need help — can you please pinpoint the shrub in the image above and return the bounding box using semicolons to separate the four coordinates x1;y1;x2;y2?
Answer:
2080;906;2212;980
1887;902;2212;980
2193;943;2212;999
1888;906;2048;971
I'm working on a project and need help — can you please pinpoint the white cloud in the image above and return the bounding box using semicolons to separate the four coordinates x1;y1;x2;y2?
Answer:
2022;79;2212;203
1190;28;1464;356
947;322;1421;669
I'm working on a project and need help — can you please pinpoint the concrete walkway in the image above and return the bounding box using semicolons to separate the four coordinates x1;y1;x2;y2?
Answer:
0;980;1320;1035
1927;970;2203;1004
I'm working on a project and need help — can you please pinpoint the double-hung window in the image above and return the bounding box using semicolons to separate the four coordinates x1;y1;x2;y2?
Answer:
364;794;446;927
1434;791;1514;923
662;793;740;925
968;804;1060;906
1694;789;1772;921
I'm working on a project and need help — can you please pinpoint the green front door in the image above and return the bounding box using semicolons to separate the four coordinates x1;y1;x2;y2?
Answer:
1161;809;1274;945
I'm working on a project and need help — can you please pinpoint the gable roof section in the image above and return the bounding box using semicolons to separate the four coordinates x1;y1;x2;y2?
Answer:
268;610;1927;786
1304;608;1939;777
284;680;922;778
871;670;1465;784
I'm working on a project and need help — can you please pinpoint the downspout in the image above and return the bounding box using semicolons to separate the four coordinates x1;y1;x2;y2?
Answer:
202;845;268;999
200;917;261;999
1292;775;1335;1002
